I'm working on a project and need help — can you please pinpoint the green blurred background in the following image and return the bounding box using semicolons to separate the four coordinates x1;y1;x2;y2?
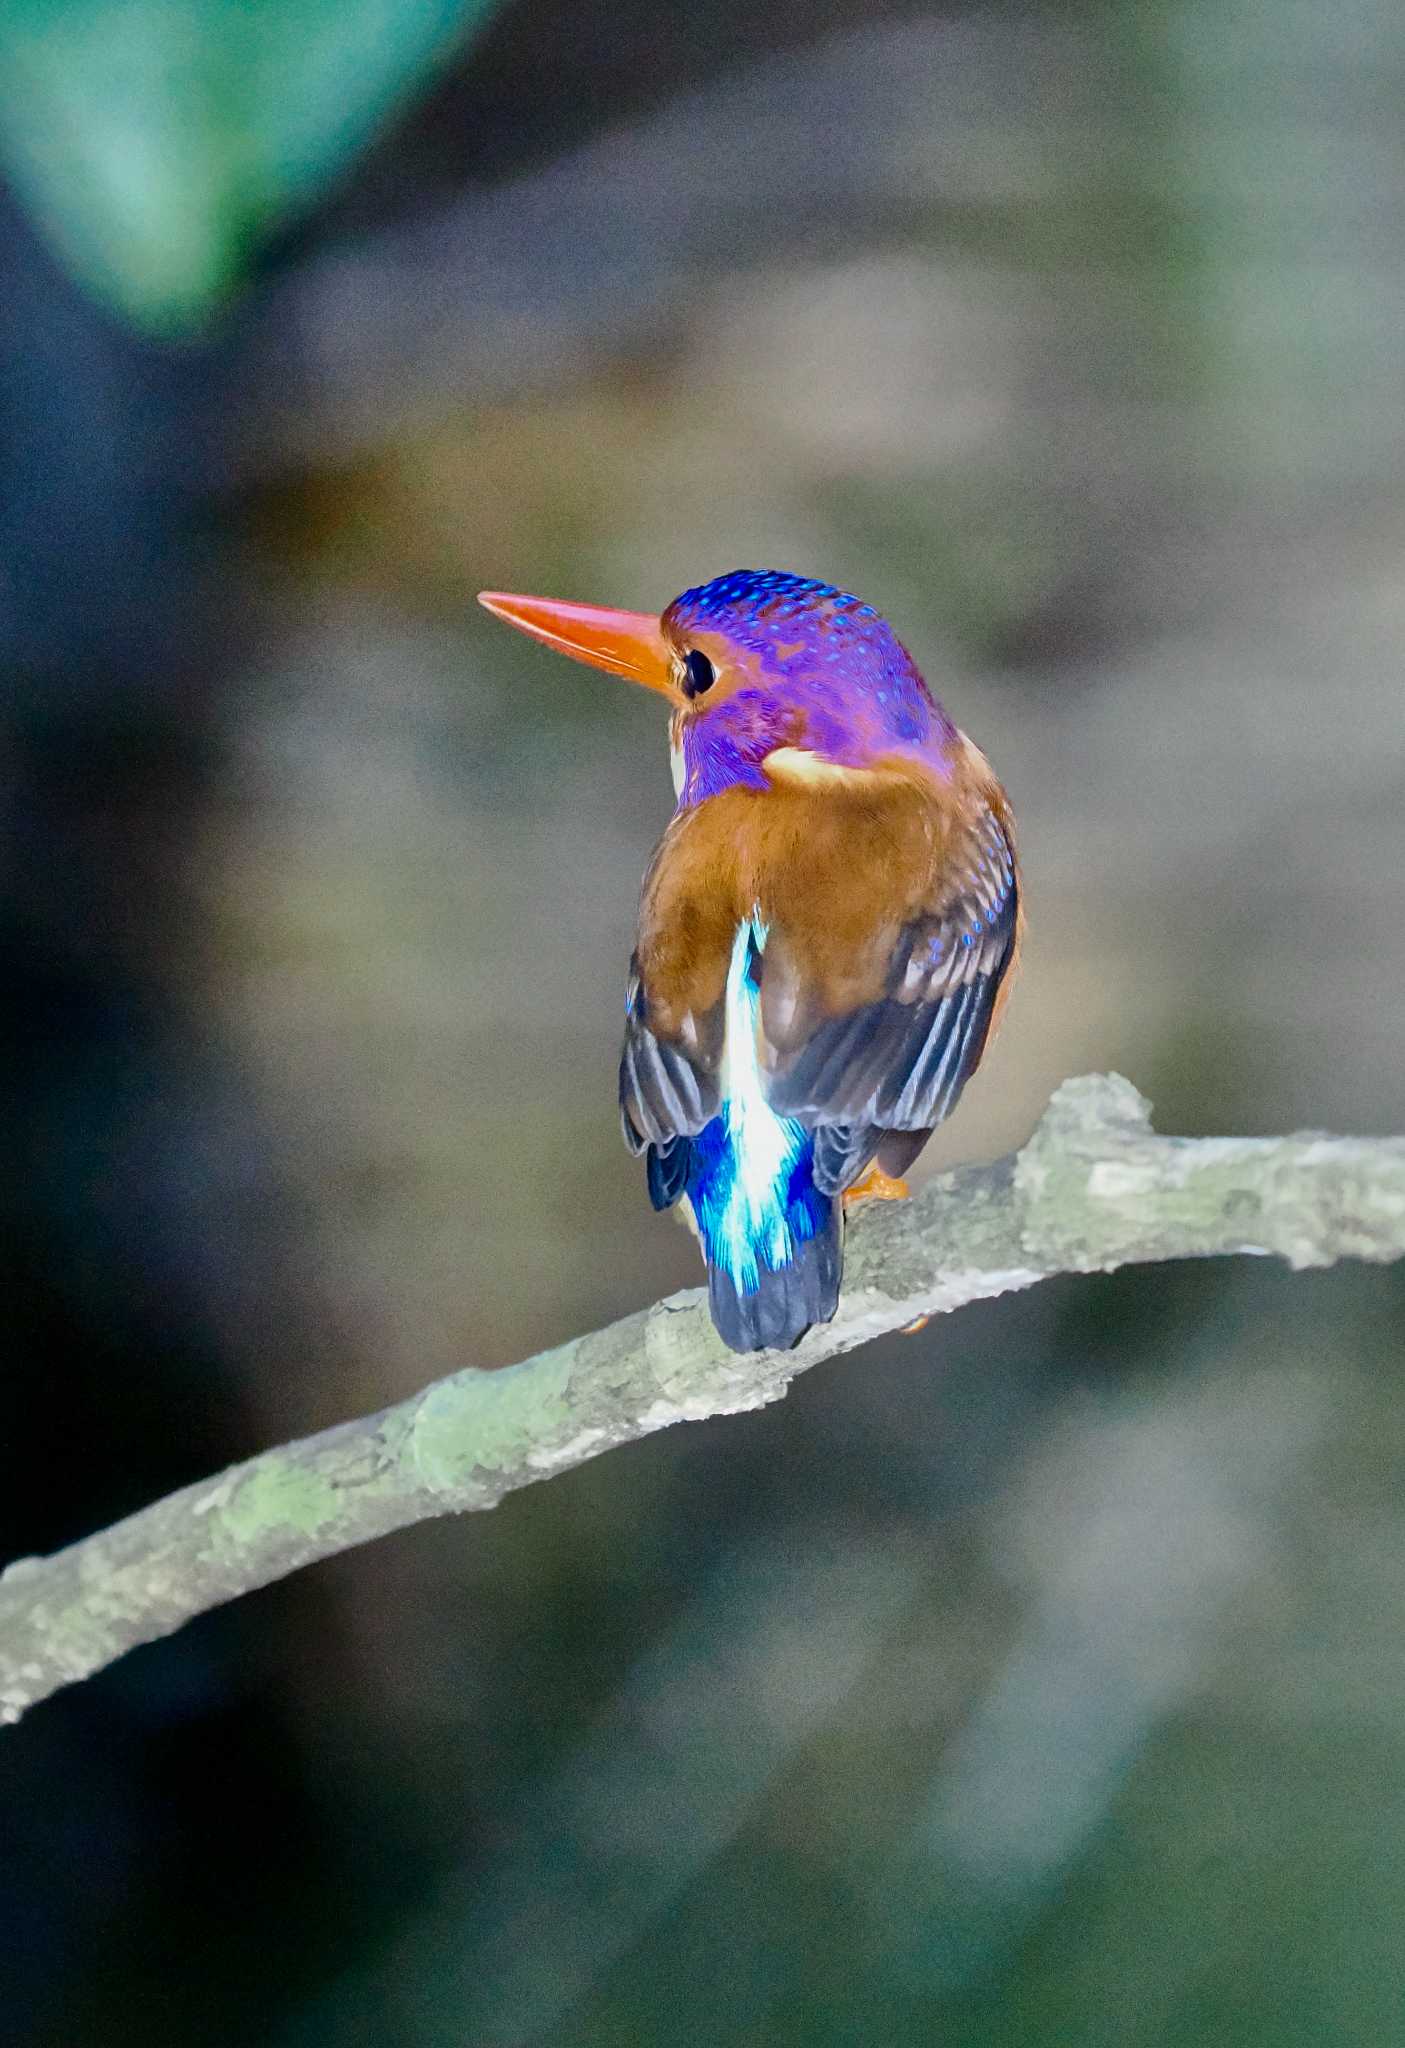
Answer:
3;2;1405;2043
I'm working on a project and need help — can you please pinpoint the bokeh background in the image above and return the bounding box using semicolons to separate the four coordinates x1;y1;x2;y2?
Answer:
4;2;1405;2042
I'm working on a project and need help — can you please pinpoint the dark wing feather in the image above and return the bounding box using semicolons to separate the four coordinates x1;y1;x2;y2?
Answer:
645;1136;693;1209
767;805;1018;1192
619;962;722;1208
811;1121;883;1194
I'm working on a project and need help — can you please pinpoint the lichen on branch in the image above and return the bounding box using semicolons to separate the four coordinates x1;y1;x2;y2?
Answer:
4;1074;1404;1727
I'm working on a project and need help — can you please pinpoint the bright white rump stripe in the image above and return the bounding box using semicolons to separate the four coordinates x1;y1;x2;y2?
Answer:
716;917;806;1293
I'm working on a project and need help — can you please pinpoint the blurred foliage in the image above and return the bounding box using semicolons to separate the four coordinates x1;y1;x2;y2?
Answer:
0;0;497;330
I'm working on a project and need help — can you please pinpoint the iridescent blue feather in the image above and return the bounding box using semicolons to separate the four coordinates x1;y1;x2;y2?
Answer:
681;920;840;1351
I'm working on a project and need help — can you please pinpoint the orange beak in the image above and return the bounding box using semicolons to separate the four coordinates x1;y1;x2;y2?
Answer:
477;590;678;700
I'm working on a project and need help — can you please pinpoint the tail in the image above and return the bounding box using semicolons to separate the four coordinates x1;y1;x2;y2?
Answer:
682;1117;843;1352
706;1204;842;1352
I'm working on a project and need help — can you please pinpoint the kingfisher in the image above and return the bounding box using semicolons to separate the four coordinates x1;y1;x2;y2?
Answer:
479;570;1021;1354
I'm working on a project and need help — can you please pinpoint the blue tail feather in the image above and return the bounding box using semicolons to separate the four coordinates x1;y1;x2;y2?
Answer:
643;915;844;1350
686;1116;841;1352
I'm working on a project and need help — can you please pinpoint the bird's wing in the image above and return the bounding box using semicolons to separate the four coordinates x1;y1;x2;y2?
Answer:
619;963;721;1156
622;786;753;1196
761;797;1019;1193
618;799;741;1206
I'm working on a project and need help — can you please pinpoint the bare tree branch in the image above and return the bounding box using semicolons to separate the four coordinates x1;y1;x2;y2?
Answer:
4;1073;1403;1726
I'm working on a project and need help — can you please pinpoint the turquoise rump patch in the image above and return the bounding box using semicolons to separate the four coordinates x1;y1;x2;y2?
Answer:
686;920;825;1296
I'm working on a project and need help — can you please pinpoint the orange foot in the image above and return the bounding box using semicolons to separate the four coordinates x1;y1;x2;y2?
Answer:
843;1163;910;1212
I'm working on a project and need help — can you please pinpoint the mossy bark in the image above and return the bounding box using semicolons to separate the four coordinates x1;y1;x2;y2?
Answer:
4;1074;1404;1726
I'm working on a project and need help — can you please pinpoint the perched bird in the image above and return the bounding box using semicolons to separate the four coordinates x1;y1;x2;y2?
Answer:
478;571;1021;1353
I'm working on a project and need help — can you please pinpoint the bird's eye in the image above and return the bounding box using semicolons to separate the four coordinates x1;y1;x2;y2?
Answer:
682;649;716;697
